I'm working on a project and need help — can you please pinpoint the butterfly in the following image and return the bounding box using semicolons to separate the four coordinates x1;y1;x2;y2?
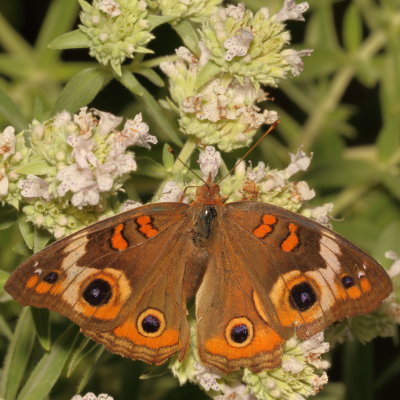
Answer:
5;180;392;373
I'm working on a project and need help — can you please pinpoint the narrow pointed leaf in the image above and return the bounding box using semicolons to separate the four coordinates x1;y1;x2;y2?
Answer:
17;325;80;400
30;308;51;351
53;67;111;113
0;308;35;400
48;29;90;50
0;86;28;130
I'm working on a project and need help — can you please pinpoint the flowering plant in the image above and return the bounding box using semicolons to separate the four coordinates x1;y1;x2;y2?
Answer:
0;1;400;400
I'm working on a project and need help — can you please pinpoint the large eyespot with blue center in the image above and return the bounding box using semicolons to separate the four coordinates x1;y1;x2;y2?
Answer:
83;279;112;306
43;271;59;284
289;281;317;312
137;308;165;338
225;317;254;348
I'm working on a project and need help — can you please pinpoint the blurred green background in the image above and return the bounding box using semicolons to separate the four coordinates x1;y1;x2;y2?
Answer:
0;0;400;399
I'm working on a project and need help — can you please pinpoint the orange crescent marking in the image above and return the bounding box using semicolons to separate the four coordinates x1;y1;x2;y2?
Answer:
253;214;277;238
281;223;299;252
205;325;283;359
111;223;128;251
136;215;159;238
252;291;268;323
114;319;179;348
26;275;38;289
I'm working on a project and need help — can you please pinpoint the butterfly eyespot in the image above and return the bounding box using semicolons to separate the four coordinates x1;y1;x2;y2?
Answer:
82;279;112;306
137;309;165;338
341;275;355;289
225;317;254;348
43;271;59;284
289;281;317;312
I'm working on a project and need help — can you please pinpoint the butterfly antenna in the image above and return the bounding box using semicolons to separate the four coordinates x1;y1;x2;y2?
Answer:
219;121;279;183
168;147;208;185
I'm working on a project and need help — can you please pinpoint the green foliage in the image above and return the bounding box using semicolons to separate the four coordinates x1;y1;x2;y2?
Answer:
0;0;399;399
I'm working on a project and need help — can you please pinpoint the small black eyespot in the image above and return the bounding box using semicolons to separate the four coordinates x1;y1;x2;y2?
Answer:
141;314;161;333
289;282;317;312
83;279;112;306
43;271;59;284
230;324;249;344
341;275;355;289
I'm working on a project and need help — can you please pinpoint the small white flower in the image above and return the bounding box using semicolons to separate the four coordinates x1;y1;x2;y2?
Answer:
0;168;9;196
70;394;113;400
98;0;121;17
193;362;220;391
282;356;305;373
224;28;254;61
18;175;52;201
67;134;98;169
0;126;16;159
310;372;329;393
120;199;142;212
260;170;286;192
247;161;266;183
73;107;96;134
274;0;309;22
198;146;221;181
303;203;334;227
386;251;400;278
224;3;246;21
292;181;315;201
54;111;72;127
158;181;184;202
282;49;313;77
94;109;123;135
176;46;198;65
216;382;256;400
107;147;137;175
120;114;157;150
285;149;313;178
94;163;114;192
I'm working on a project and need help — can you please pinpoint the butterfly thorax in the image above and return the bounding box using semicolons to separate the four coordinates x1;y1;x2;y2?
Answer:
191;204;218;247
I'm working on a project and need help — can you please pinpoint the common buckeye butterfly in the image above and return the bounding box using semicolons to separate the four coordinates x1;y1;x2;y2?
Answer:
5;180;392;372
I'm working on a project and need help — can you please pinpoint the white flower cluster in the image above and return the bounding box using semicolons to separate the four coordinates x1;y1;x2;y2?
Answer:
0;109;156;237
71;393;113;400
171;321;330;400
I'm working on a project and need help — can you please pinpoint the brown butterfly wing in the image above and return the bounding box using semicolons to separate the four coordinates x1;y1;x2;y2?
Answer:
225;201;392;338
6;203;208;365
196;201;392;372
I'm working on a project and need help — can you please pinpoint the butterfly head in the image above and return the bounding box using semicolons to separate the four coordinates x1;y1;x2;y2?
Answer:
194;182;223;205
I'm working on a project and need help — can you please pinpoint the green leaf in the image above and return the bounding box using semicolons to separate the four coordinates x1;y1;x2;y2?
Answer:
173;20;199;54
17;324;80;400
33;228;52;253
135;67;165;87
53;67;111;113
343;4;362;52
30;308;51;352
0;269;9;296
162;143;174;170
136;156;167;179
305;159;377;188
0;308;36;400
0;314;13;340
119;69;144;96
0;206;17;230
381;172;400;200
75;345;105;393
147;14;177;30
18;217;34;250
195;61;220;89
15;160;55;176
47;29;90;50
35;0;80;63
0;86;28;130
